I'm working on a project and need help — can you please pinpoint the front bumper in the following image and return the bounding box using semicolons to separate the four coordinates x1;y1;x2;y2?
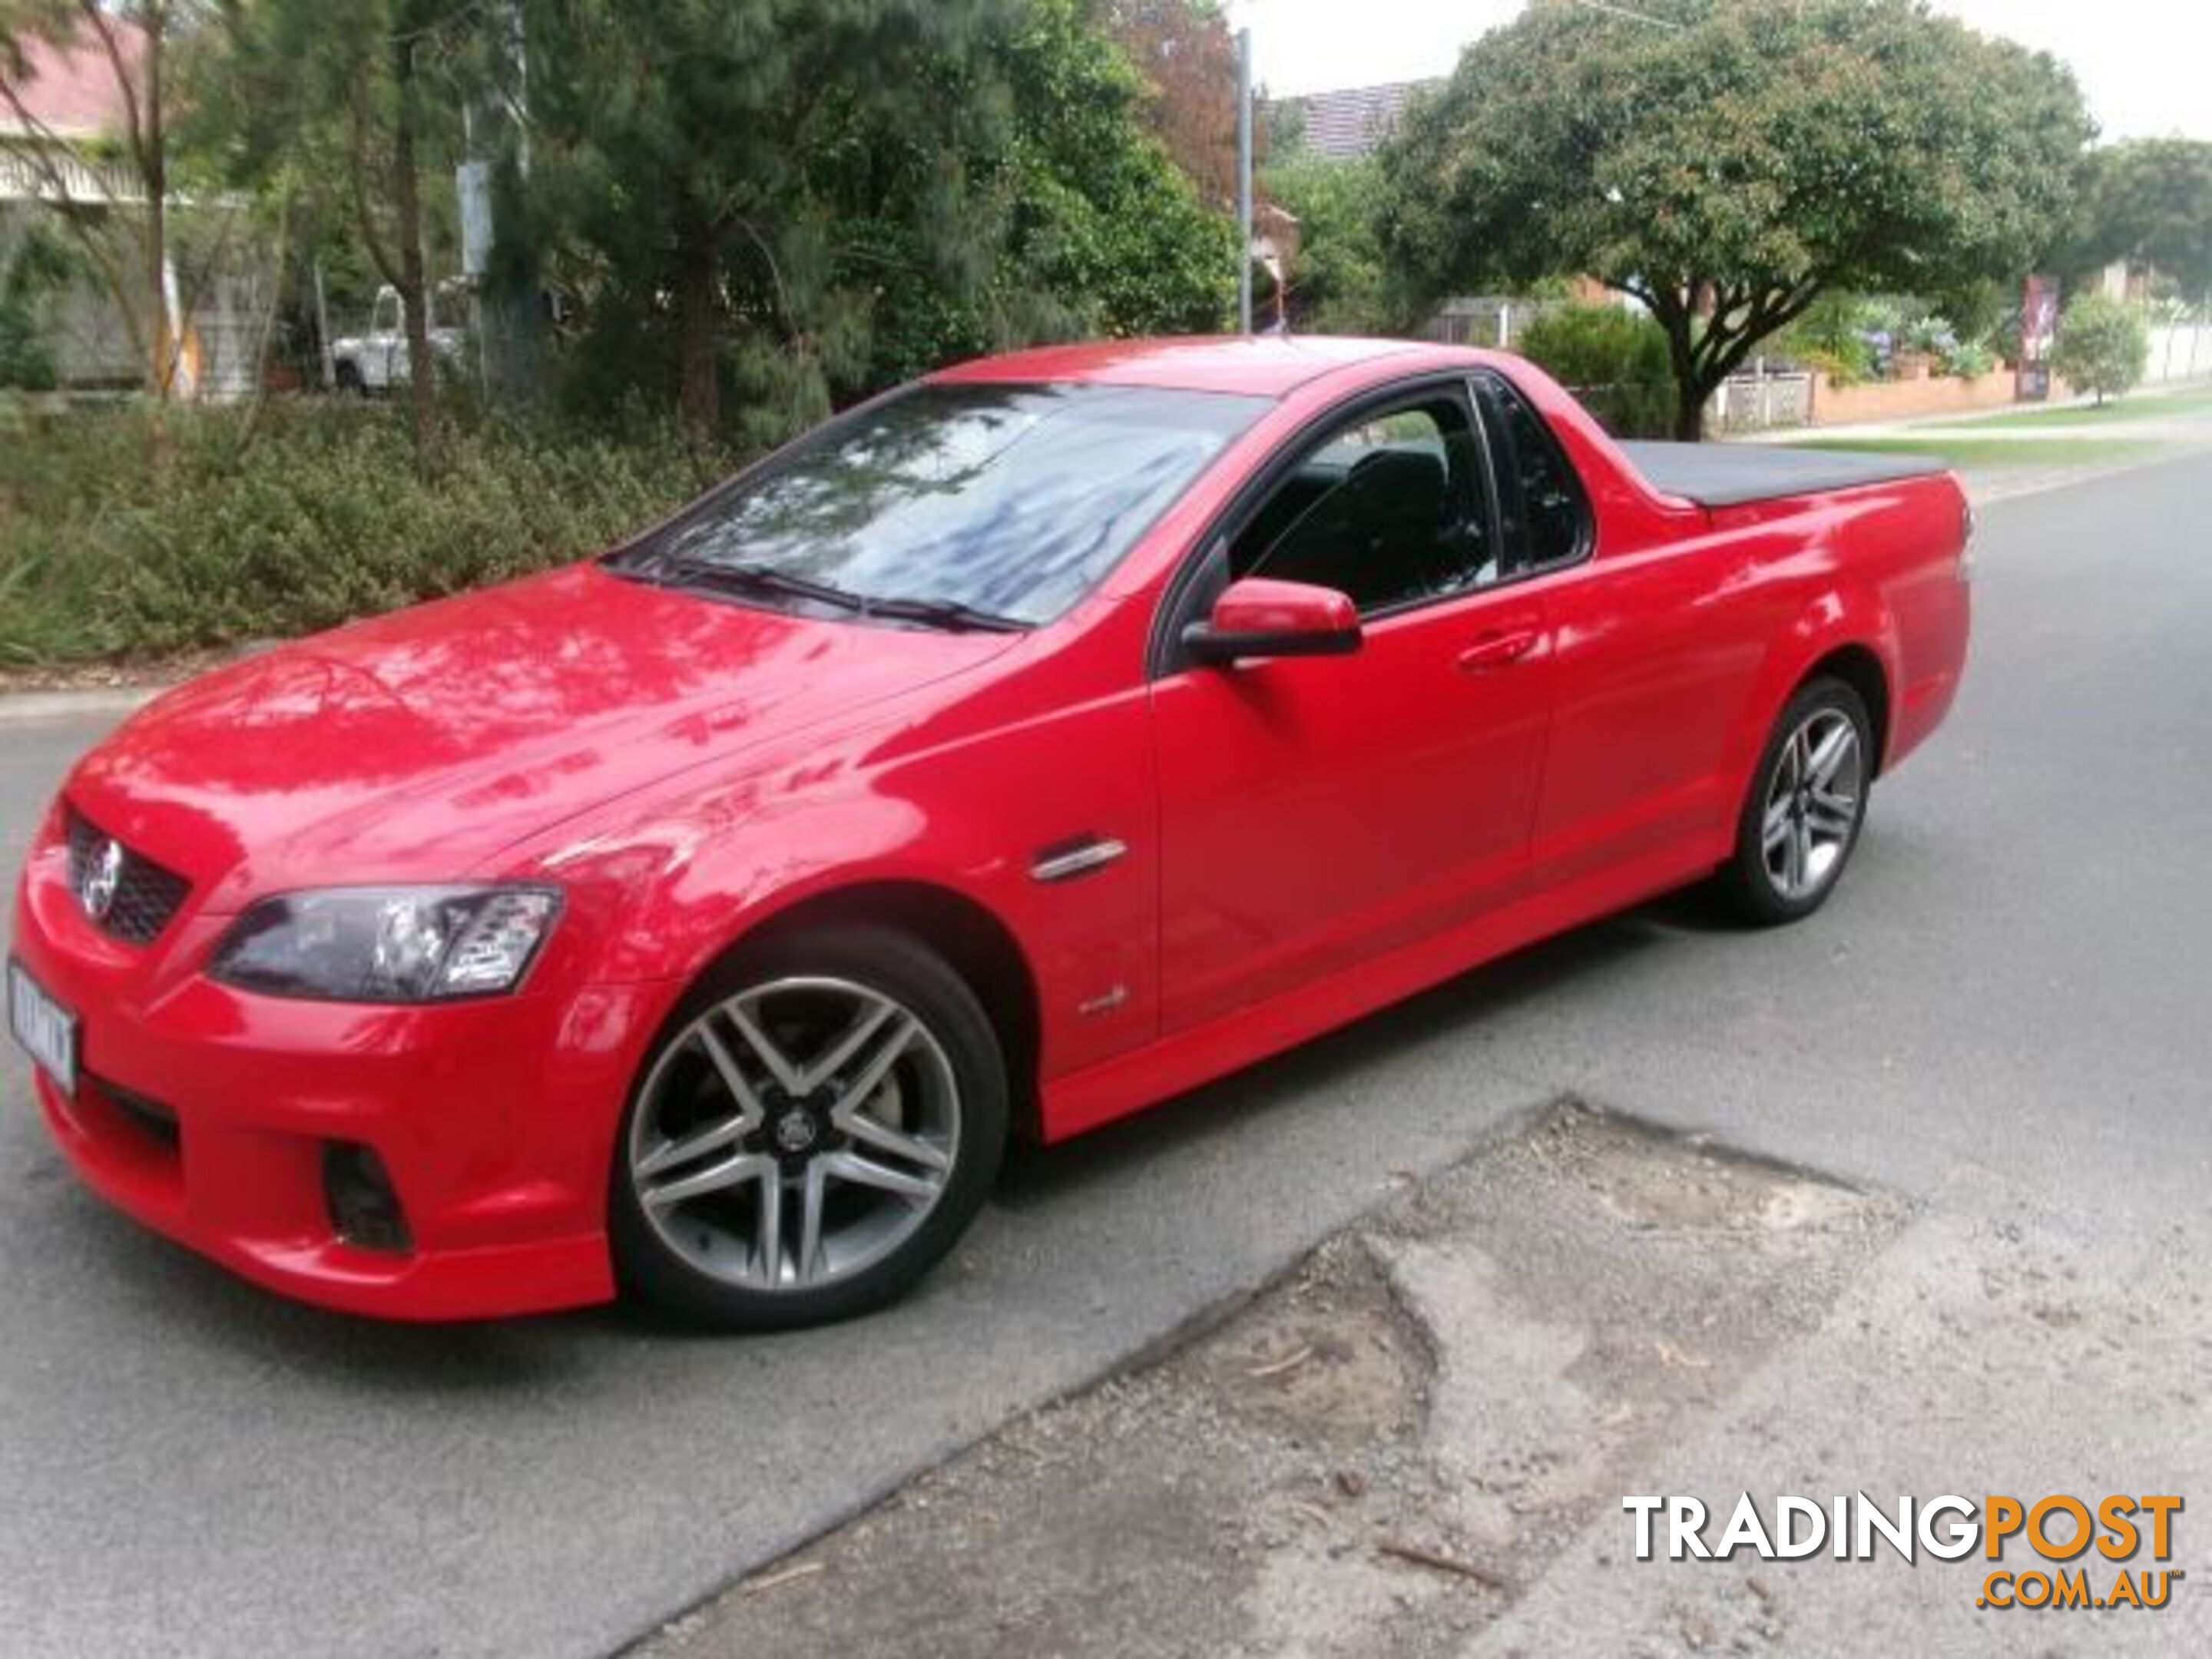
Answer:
12;836;664;1322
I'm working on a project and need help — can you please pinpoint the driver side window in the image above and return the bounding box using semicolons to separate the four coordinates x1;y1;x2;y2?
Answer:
1229;392;1495;615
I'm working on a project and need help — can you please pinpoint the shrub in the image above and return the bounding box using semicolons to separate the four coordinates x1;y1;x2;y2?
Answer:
1514;303;1674;438
0;295;58;392
1940;339;1997;379
0;402;727;667
2051;293;2151;403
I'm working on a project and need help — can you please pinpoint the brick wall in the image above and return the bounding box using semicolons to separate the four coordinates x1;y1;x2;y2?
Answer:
1809;369;2071;426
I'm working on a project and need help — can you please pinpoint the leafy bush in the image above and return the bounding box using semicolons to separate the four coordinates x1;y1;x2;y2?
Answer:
2051;293;2151;403
1941;339;1998;379
0;402;726;666
1514;303;1674;437
0;296;58;392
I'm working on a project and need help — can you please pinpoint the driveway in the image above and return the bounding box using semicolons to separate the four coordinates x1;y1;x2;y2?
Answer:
3;455;2209;1657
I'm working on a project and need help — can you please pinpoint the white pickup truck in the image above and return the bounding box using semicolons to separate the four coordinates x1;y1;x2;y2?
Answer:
330;283;468;393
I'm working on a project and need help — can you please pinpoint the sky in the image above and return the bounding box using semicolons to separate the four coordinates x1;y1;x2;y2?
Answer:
1224;0;2211;143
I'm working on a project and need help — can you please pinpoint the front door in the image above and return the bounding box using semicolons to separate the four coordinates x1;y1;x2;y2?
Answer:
1151;381;1555;1033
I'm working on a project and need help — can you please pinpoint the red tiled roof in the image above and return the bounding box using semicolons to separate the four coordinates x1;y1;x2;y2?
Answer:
1;21;145;140
1273;78;1442;162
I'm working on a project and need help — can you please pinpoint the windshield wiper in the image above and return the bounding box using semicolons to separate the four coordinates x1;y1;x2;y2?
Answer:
854;594;1031;634
629;555;1028;634
643;555;873;614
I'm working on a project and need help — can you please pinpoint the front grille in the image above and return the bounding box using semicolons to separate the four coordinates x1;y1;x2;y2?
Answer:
65;807;193;946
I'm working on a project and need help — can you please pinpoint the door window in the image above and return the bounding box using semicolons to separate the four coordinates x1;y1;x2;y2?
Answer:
1229;392;1496;614
1475;373;1591;575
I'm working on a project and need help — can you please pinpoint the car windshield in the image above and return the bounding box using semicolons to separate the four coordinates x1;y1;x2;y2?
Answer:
611;381;1270;627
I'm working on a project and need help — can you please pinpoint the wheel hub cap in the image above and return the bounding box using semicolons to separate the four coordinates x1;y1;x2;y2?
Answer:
770;1104;823;1156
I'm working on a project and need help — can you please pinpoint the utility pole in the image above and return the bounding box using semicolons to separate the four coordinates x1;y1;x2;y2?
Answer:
1236;25;1253;336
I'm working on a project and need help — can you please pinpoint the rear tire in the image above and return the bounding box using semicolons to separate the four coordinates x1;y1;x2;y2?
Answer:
1713;677;1873;926
610;924;1007;1331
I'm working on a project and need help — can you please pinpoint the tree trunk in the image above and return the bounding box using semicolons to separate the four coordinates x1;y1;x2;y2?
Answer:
1651;296;1709;442
1672;382;1707;442
391;31;436;472
143;4;172;402
674;204;720;442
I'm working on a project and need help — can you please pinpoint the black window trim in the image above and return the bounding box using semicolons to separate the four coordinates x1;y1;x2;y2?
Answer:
1147;370;1519;679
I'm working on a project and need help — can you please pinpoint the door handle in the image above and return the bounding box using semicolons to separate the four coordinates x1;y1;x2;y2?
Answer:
1455;628;1539;672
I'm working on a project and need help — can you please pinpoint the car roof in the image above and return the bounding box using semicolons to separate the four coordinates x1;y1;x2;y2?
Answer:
926;334;1479;399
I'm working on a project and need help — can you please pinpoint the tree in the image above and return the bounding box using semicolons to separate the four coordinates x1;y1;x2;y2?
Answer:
976;0;1236;349
522;0;1025;445
219;0;471;469
0;2;210;401
524;0;1233;444
2060;140;2212;304
1103;0;1254;211
1259;152;1389;333
1379;0;2091;439
2051;291;2147;403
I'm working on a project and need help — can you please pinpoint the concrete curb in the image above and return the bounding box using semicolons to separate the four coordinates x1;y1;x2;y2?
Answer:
0;686;163;729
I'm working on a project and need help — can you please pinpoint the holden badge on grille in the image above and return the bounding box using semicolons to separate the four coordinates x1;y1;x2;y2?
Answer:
81;839;124;921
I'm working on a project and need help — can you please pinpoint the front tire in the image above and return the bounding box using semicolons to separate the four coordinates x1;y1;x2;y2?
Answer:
1714;677;1873;926
610;925;1008;1330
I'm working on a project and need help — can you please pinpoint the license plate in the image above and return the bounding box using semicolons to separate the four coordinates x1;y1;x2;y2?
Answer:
7;959;78;1098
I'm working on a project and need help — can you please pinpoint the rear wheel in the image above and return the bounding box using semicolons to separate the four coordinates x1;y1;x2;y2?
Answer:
610;925;1006;1330
1714;677;1873;926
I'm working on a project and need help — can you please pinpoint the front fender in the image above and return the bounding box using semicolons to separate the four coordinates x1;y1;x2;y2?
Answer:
515;678;1161;1091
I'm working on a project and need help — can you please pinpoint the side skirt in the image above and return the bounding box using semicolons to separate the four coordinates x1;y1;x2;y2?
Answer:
1037;838;1725;1144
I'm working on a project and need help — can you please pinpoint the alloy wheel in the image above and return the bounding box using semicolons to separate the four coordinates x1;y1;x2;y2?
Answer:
1760;707;1863;901
627;975;961;1292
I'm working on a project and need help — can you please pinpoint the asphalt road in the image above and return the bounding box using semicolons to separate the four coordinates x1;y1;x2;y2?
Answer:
4;455;2210;1658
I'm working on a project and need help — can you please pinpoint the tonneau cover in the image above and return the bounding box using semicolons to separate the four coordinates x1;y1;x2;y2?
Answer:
1618;440;1945;508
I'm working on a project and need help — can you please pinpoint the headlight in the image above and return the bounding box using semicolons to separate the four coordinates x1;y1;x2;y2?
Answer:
209;886;561;1002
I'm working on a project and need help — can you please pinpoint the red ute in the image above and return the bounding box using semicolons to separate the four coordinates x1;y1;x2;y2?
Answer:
8;337;1971;1326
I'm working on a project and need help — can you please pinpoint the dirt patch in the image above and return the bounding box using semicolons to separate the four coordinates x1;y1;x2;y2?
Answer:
637;1103;1909;1659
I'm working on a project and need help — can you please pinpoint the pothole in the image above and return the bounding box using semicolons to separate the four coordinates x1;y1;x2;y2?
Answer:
638;1101;1909;1659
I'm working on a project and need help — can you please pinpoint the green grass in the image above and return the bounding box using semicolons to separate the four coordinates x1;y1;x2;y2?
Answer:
1785;436;2164;469
1940;389;2212;429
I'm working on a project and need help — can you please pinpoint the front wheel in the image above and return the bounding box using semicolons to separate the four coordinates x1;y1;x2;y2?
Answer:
610;925;1007;1330
1714;677;1873;926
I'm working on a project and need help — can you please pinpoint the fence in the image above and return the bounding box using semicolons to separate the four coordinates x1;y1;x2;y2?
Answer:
1421;296;1566;351
2147;323;2211;385
1707;366;1816;433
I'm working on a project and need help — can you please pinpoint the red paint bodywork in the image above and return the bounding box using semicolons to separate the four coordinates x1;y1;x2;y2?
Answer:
12;337;1970;1319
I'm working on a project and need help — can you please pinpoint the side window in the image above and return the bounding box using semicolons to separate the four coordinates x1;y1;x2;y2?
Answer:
1476;374;1591;576
1228;392;1495;615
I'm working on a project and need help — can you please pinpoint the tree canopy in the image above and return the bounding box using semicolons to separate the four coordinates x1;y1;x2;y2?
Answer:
1103;0;1251;211
2060;139;2212;302
1379;0;2092;437
520;0;1233;442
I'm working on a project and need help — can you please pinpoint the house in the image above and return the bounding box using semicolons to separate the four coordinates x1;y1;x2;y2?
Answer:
2;19;263;397
1270;78;1442;162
